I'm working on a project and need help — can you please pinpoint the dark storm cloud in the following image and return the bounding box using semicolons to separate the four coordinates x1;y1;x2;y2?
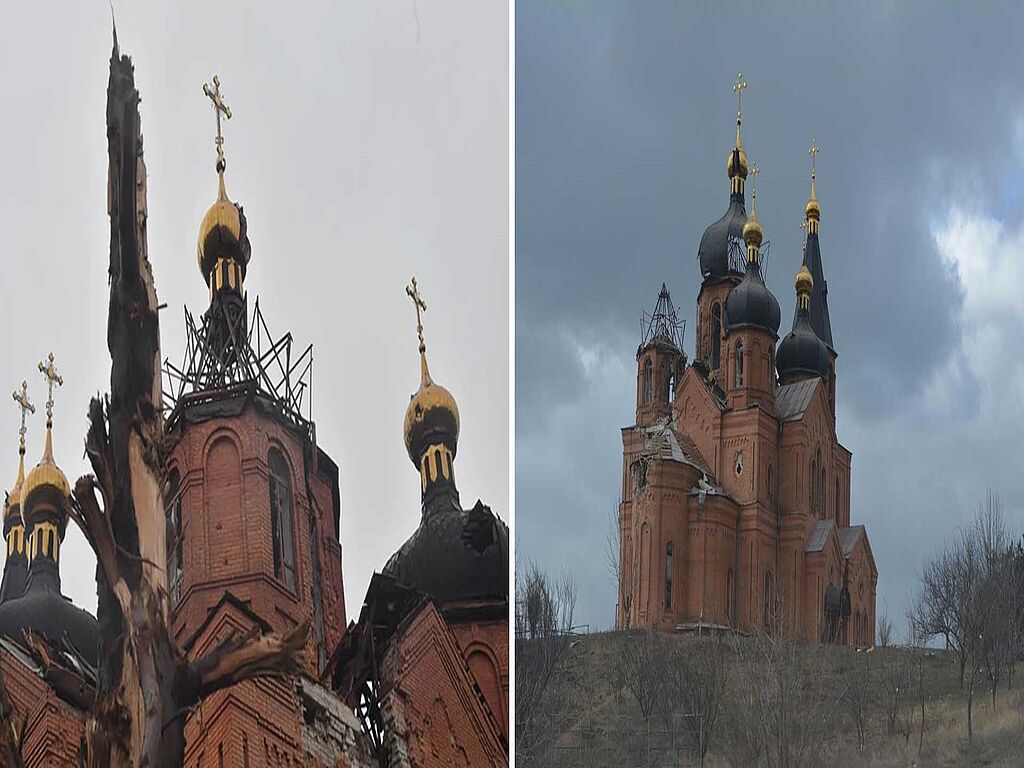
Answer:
516;2;1024;632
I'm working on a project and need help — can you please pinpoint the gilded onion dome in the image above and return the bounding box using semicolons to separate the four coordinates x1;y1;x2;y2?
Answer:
197;75;251;291
22;357;70;513
402;279;460;470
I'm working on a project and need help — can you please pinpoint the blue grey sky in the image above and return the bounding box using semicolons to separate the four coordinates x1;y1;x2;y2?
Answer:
516;2;1024;635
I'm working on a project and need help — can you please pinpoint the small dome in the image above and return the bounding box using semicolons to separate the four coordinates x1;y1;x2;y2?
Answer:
403;356;460;467
805;195;820;221
197;174;250;284
742;210;763;248
795;264;814;295
3;453;26;525
727;144;749;179
777;269;831;381
22;428;69;517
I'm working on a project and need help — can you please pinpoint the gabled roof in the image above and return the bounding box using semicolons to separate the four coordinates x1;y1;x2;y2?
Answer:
838;525;865;557
775;378;820;422
805;519;835;553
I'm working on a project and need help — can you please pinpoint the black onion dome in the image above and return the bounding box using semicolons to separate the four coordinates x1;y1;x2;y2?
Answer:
725;260;781;336
777;312;831;380
698;195;746;278
383;499;508;606
0;588;99;665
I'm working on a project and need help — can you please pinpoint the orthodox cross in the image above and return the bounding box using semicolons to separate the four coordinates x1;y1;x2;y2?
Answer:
732;73;747;121
749;161;760;201
37;353;63;427
809;138;820;179
203;75;232;171
11;382;34;454
406;277;428;354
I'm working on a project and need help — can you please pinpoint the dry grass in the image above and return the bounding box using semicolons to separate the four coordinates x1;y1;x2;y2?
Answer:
532;631;1024;768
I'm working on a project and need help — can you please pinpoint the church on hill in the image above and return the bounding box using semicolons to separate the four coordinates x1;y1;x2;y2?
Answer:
616;76;877;646
0;37;507;767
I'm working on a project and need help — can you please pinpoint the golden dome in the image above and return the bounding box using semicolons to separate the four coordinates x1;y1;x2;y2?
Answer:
795;264;814;295
22;424;70;510
727;139;749;179
742;210;763;247
197;172;243;275
403;352;460;466
805;175;820;221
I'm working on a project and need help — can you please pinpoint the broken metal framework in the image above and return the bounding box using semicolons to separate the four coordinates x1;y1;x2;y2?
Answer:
163;294;313;431
727;235;772;280
641;283;686;351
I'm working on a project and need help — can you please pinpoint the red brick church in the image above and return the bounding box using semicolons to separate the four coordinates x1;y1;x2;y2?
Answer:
0;37;507;767
616;82;877;646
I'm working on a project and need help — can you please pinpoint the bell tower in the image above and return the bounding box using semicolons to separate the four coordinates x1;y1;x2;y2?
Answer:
636;284;685;427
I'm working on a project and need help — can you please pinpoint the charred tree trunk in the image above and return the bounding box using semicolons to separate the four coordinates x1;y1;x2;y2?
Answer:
65;35;307;768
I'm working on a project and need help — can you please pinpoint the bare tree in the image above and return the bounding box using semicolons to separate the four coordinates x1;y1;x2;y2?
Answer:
877;612;893;649
838;650;875;753
878;644;914;741
662;636;728;768
605;501;627;627
514;562;577;767
617;628;669;767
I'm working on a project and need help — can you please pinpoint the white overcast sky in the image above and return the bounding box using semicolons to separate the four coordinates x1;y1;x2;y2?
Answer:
0;2;508;618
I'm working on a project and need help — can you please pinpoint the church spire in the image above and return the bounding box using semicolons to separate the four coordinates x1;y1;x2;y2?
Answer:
794;138;834;351
197;74;250;302
403;277;461;509
0;383;34;604
726;73;750;198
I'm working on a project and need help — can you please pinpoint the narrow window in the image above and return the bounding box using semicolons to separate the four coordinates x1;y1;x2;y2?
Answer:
763;571;772;630
726;568;734;625
643;359;653;404
735;341;745;387
711;304;722;370
809;459;817;512
835;479;841;522
269;448;296;591
664;542;673;610
165;469;183;605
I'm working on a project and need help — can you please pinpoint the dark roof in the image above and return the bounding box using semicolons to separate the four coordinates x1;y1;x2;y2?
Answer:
698;195;746;279
775;378;820;421
805;519;835;553
795;231;834;350
383;497;508;607
0;584;98;666
838;525;865;557
724;259;781;337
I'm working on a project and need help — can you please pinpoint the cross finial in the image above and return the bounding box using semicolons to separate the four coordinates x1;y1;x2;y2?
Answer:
732;73;747;123
37;353;63;427
809;138;820;179
203;75;233;174
11;382;34;456
406;277;428;354
749;160;759;195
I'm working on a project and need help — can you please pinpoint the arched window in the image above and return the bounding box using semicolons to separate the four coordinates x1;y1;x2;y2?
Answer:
665;542;673;610
763;571;772;630
711;304;722;370
735;341;745;387
269;448;296;591
643;359;653;405
165;469;183;604
726;568;735;625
